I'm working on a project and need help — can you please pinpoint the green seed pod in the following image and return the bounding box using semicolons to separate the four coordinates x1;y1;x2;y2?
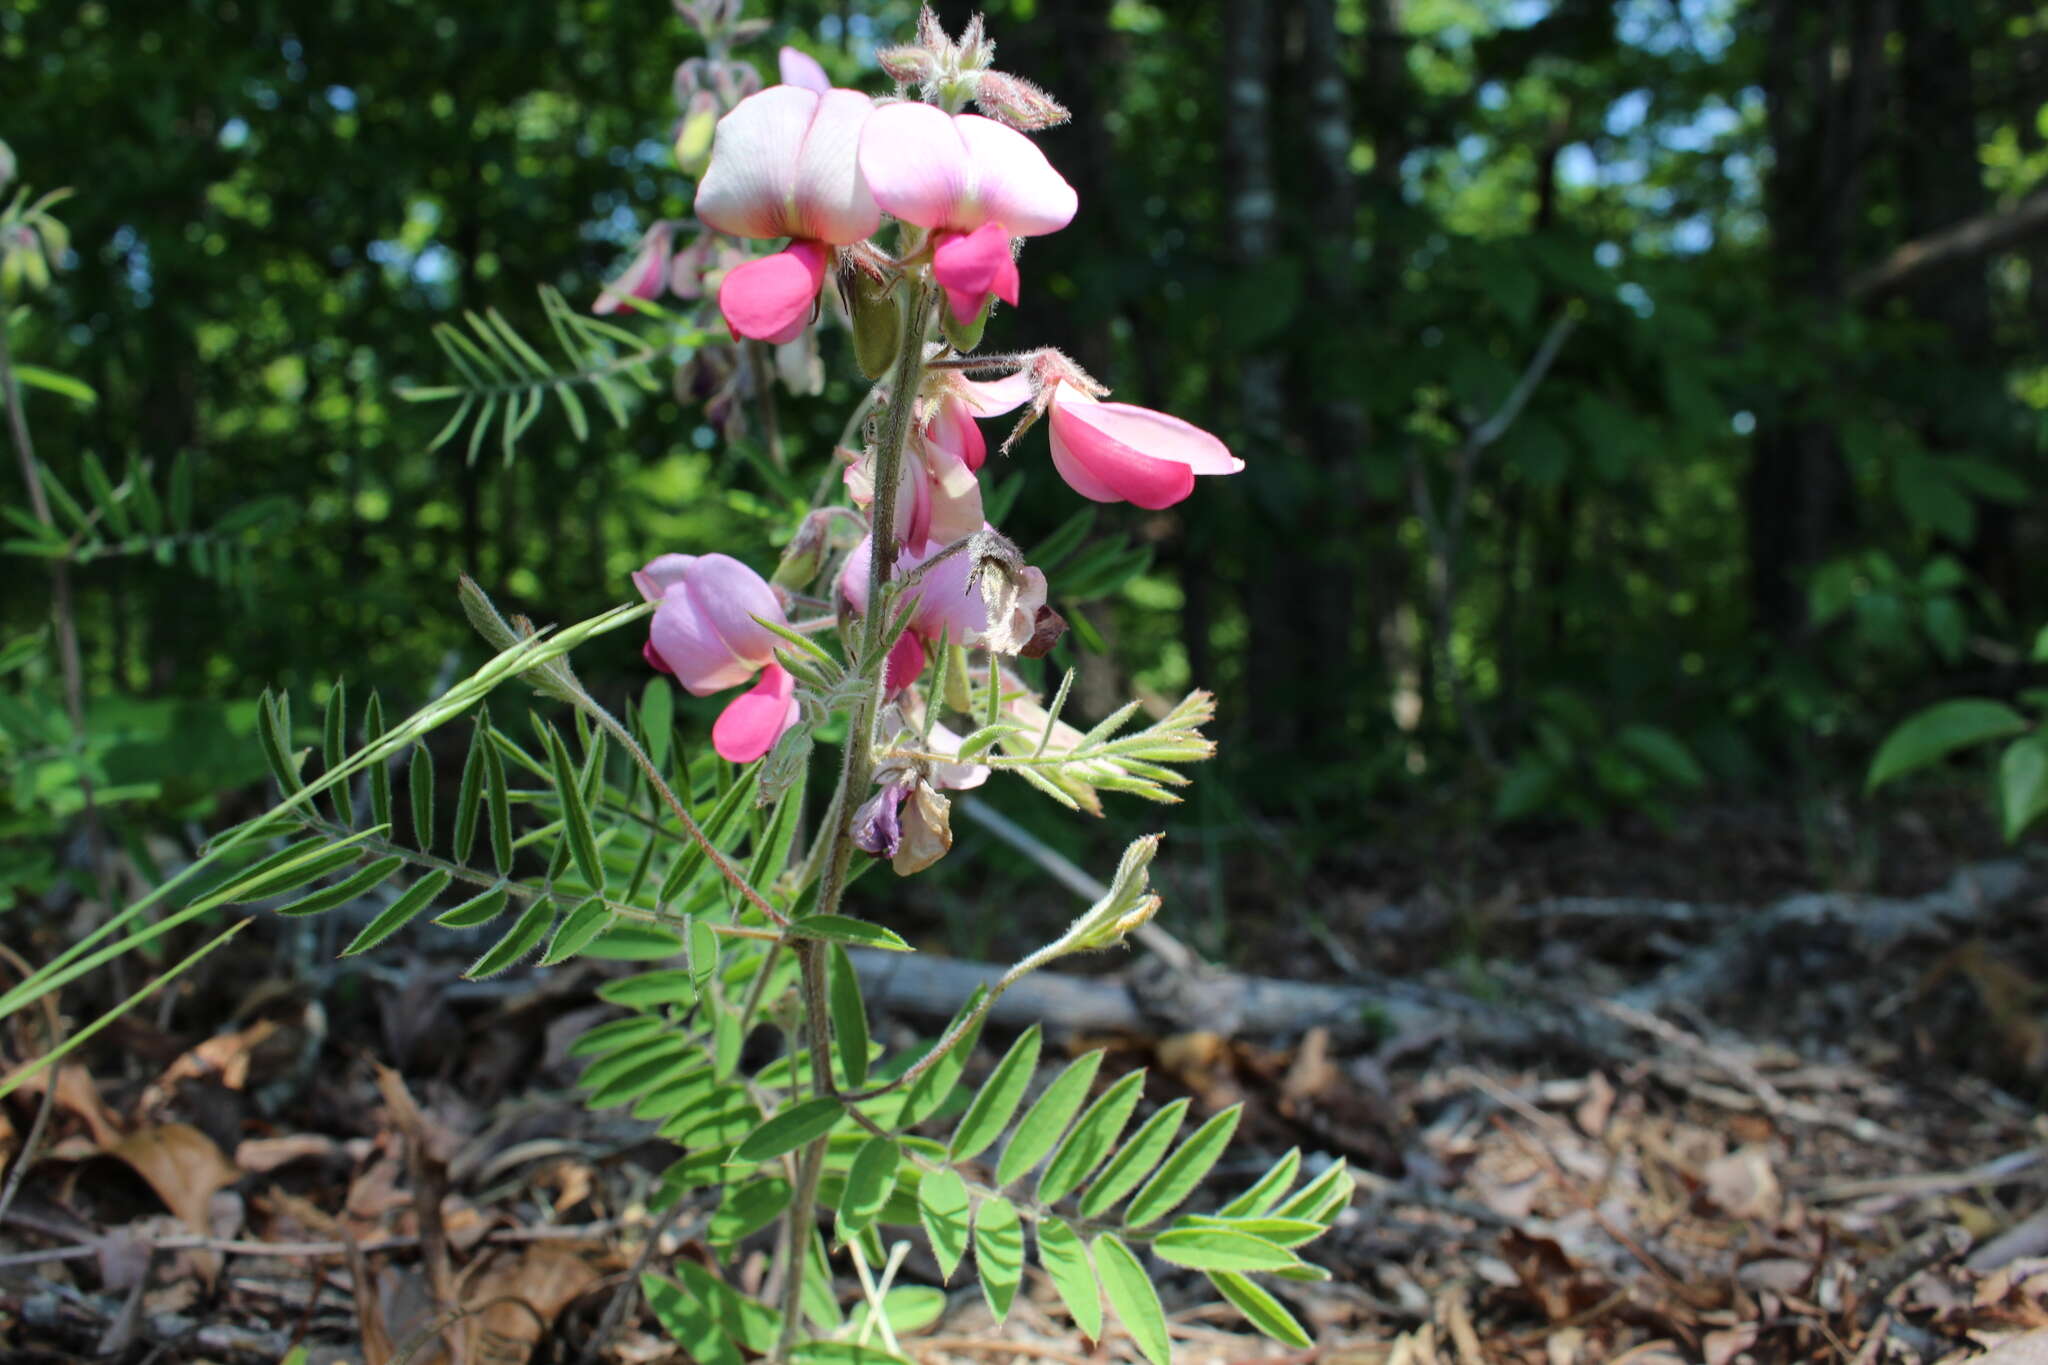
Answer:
847;269;902;380
939;295;989;354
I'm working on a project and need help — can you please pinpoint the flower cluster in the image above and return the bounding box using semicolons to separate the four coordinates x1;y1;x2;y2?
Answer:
617;10;1241;873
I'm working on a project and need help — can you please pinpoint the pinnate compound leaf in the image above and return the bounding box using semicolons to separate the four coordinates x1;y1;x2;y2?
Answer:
790;914;910;952
1867;698;2028;792
917;1166;971;1281
1208;1271;1311;1348
734;1096;845;1164
1080;1097;1189;1219
1125;1103;1242;1229
642;1272;742;1365
949;1023;1041;1162
1093;1232;1170;1365
1039;1067;1145;1204
973;1195;1024;1323
1035;1217;1101;1341
828;944;871;1089
995;1050;1104;1188
667;1258;783;1354
838;1136;898;1236
342;869;450;956
1152;1226;1303;1272
465;898;555;978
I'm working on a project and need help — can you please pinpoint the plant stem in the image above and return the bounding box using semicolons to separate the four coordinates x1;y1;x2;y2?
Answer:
770;278;934;1365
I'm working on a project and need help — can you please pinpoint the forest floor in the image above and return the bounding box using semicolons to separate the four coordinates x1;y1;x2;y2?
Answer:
4;795;2048;1365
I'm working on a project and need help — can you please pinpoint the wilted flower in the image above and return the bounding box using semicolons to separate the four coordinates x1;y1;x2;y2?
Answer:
635;553;800;763
695;86;881;342
857;105;1076;324
840;531;1048;684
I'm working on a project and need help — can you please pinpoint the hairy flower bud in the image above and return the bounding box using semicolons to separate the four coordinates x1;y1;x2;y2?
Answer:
876;45;937;86
971;72;1070;131
771;508;835;590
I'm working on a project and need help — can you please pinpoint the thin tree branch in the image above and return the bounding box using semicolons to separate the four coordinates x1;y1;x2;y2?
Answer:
1848;181;2048;300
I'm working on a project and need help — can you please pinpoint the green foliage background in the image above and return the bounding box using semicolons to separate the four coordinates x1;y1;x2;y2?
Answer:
5;0;2046;863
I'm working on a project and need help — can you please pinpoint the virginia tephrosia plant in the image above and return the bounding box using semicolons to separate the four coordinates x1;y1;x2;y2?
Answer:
225;7;1346;1360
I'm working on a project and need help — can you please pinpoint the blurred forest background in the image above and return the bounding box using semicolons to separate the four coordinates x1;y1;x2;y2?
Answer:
5;0;2048;923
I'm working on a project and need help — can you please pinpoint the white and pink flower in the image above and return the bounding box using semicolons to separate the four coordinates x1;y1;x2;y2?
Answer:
635;553;800;763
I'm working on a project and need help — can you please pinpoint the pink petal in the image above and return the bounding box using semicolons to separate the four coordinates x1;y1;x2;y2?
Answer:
695;87;879;245
959;372;1033;418
649;553;788;694
921;437;985;546
642;640;675;676
594;223;675;315
858;102;971;230
712;664;799;763
884;629;928;693
718;241;829;343
901;542;988;645
1046;388;1241;509
957;115;1077;236
778;46;831;93
684;552;790;664
932;224;1018;324
633;552;697;603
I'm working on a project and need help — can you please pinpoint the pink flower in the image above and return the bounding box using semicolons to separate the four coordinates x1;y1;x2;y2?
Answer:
926;372;1032;474
635;553;800;763
594;222;675;315
843;373;1032;552
1045;382;1243;509
777;46;831;93
695;86;880;342
839;532;1048;688
858;104;1076;323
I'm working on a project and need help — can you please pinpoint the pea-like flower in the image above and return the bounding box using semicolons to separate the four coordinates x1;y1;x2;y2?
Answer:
839;532;1048;690
594;221;676;315
635;553;800;764
695;86;881;343
857;104;1076;324
1046;381;1243;510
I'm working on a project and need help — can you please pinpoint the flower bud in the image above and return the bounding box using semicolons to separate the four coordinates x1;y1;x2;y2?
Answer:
673;91;721;177
877;46;937;86
771;508;835;590
939;294;989;354
1059;834;1164;953
0;140;14;194
971;72;1070;131
842;264;902;380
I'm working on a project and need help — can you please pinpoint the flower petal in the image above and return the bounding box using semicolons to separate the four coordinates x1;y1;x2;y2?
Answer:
696;87;878;244
885;628;928;693
957;114;1076;236
712;664;799;764
959;372;1033;417
594;223;674;315
926;395;988;473
1046;388;1241;509
778;46;831;93
859;101;971;229
717;241;829;344
932;224;1018;323
633;552;697;603
921;437;985;547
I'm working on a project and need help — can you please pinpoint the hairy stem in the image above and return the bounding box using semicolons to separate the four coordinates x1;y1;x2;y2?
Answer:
771;278;934;1365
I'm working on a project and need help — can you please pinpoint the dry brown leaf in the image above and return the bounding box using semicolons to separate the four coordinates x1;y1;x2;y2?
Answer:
235;1133;340;1172
107;1123;238;1285
1702;1145;1781;1223
1575;1071;1616;1138
458;1245;601;1363
8;1062;122;1147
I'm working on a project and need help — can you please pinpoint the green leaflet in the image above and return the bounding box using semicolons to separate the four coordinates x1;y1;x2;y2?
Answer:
660;776;754;907
917;1166;971;1282
689;918;720;990
733;1096;845;1163
341;869;450;956
1275;1159;1354;1225
837;1136;898;1236
708;1178;793;1247
539;895;611;965
1219;1147;1300;1217
597;969;697;1009
272;854;403;917
464;897;554;978
642;1272;742;1365
409;742;434;850
828;944;870;1089
667;1258;782;1354
365;691;391;832
434;884;509;928
1180;1214;1327;1247
901;988;986;1127
452;717;487;863
1038;1067;1145;1205
482;723;512;876
788;914;910;952
948;1023;1042;1163
973;1195;1023;1324
544;721;605;892
1093;1233;1170;1365
1079;1097;1188;1218
1125;1102;1242;1229
995;1050;1104;1189
1151;1226;1303;1272
566;1014;666;1058
1035;1217;1102;1342
1208;1271;1311;1349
